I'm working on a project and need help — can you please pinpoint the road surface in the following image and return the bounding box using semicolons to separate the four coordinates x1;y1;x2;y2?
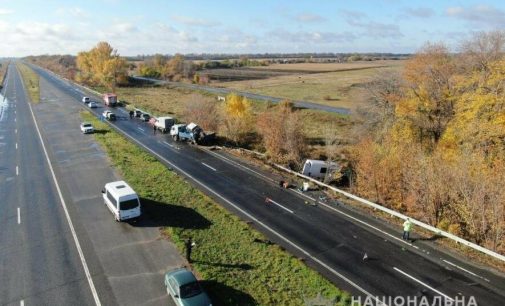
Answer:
1;63;185;306
132;76;351;115
29;65;505;305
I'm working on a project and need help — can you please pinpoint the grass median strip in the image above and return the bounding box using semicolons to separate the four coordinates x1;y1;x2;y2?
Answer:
16;62;40;103
80;110;351;305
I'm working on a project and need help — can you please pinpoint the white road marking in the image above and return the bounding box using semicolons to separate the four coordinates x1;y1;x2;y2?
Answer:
16;166;19;176
14;117;16;122
265;198;294;214
204;149;275;183
16;142;18;149
17;207;20;224
27;102;101;306
394;267;454;301
201;162;217;172
20;300;24;306
137;127;145;132
15;128;17;134
97;120;385;305
162;141;174;148
442;259;490;282
292;188;420;249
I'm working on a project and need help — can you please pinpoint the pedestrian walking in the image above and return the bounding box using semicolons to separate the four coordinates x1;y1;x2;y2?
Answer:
403;218;413;241
153;124;156;135
185;237;195;263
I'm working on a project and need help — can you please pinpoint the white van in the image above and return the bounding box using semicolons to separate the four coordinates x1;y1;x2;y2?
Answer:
102;181;141;221
301;159;338;180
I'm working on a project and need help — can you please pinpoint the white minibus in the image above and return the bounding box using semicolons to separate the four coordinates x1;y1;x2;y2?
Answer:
102;181;141;221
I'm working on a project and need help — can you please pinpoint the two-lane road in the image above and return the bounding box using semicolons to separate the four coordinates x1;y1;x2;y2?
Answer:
32;65;505;305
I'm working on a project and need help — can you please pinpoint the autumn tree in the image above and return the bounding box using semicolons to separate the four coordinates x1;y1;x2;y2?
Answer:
76;41;127;92
183;94;219;131
220;93;254;144
256;101;306;164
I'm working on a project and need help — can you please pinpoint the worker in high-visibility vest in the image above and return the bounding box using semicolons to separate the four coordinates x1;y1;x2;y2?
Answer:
403;218;413;241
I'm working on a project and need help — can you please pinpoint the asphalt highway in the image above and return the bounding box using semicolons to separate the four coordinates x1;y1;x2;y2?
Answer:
29;65;505;305
131;76;351;115
1;63;184;306
0;65;95;305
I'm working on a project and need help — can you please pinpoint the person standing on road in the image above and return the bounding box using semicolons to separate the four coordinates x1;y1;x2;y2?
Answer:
129;110;134;119
185;237;195;263
153;124;157;135
403;218;413;241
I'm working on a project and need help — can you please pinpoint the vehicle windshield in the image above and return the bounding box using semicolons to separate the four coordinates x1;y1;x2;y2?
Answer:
179;281;202;299
83;124;91;127
119;199;139;210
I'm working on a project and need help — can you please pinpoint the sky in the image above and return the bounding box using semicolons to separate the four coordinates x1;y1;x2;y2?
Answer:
0;0;504;57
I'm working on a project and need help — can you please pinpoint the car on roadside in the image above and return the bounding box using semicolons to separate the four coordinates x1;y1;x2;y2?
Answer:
141;113;150;122
80;122;94;134
164;268;212;306
82;96;90;103
88;101;97;108
134;109;142;118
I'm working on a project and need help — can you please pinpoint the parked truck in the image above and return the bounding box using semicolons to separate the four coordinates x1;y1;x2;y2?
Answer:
151;116;175;133
103;93;118;107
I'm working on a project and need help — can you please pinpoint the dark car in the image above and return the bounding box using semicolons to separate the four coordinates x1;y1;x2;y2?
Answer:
164;268;211;306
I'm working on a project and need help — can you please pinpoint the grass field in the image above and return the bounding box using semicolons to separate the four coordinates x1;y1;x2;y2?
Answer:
214;62;404;110
16;62;40;103
249;60;403;72
0;61;8;87
113;85;354;157
81;111;351;305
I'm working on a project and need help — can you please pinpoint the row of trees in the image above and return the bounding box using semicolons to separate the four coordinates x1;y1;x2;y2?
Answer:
352;31;505;252
137;54;195;81
183;93;306;164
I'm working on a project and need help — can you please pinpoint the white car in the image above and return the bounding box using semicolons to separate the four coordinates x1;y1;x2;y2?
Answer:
88;101;97;108
82;96;90;103
80;122;94;134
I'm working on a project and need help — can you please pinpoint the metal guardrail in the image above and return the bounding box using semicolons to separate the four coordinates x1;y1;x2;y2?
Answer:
273;163;505;262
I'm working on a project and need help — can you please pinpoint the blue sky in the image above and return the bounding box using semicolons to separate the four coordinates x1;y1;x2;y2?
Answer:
0;0;504;56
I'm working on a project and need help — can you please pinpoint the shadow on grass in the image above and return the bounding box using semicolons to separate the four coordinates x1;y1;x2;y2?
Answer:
195;260;254;271
132;198;212;229
200;280;257;306
92;129;109;135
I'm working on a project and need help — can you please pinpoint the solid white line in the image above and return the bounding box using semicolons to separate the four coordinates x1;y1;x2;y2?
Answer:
16;166;19;176
100;123;386;304
266;198;294;214
393;267;454;301
201;162;217;172
442;259;490;282
27;102;101;305
17;207;20;224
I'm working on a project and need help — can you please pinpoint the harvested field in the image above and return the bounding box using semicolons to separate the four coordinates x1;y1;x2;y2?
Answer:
214;64;404;110
249;60;404;73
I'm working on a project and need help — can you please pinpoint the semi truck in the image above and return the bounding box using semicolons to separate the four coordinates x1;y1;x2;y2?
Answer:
103;93;118;107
